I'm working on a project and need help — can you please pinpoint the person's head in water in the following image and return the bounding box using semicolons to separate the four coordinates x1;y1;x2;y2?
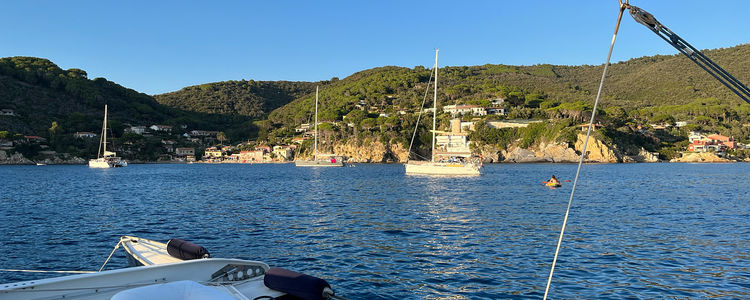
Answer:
551;175;557;179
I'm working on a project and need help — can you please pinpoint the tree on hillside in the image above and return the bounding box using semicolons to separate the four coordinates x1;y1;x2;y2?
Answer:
217;131;227;145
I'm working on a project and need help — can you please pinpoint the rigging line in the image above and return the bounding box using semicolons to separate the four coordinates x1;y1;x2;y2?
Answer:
0;269;95;274
99;239;122;272
407;63;436;160
543;3;627;299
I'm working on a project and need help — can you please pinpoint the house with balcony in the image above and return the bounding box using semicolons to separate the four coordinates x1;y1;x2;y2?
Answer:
150;125;173;132
239;150;266;163
189;130;219;137
73;132;97;138
255;145;272;153
433;119;474;159
125;126;147;135
443;104;486;116
687;132;735;152
296;124;311;133
204;147;223;159
23;136;46;143
486;107;506;115
706;134;737;149
273;145;294;161
175;147;195;157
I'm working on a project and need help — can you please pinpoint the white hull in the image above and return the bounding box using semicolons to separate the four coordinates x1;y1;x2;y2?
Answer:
405;161;482;176
295;160;344;167
0;258;281;300
88;158;127;168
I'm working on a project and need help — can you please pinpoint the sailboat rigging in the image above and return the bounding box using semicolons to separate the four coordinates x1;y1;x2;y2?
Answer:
404;49;482;176
295;86;344;167
88;105;127;168
544;1;750;298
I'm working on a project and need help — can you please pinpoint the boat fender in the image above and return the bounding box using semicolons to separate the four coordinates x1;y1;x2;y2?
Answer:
264;267;333;300
166;238;210;260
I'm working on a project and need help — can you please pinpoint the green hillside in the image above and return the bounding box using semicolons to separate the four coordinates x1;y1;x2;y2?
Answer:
0;57;257;161
2;43;750;162
268;44;750;128
259;44;750;160
0;57;258;134
154;80;320;118
0;57;174;134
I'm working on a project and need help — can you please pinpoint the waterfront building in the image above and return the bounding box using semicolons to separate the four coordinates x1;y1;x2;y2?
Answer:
175;148;195;157
204;147;223;159
273;145;294;161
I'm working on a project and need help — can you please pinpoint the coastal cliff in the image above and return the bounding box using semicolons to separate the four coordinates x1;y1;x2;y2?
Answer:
475;133;659;163
334;139;409;163
0;150;33;165
0;150;85;165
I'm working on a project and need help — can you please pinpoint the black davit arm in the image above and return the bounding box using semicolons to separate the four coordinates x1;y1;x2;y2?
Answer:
628;5;750;104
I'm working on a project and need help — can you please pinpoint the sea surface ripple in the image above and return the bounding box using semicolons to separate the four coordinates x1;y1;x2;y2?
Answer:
1;163;749;299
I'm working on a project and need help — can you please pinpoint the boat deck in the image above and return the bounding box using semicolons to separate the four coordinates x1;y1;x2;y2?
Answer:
120;236;182;266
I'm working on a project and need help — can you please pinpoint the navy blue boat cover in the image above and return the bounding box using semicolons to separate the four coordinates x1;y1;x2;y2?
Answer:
264;267;332;300
166;238;210;260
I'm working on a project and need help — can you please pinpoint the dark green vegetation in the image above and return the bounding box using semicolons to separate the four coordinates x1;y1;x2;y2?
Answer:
154;80;319;117
0;57;257;160
2;43;750;162
259;44;750;159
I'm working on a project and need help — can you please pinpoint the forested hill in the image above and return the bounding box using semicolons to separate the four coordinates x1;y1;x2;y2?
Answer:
154;80;319;117
267;43;750;126
3;43;749;138
0;57;250;136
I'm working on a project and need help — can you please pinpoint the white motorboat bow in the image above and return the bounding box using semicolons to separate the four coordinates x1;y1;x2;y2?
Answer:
0;236;344;300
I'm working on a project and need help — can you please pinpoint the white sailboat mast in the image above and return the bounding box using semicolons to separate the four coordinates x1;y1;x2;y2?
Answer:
431;49;438;162
103;104;108;155
314;86;319;160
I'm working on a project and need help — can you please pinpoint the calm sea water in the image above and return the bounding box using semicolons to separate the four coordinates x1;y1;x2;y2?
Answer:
1;163;749;299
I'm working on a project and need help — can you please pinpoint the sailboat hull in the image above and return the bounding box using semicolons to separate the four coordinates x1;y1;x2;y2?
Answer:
405;161;482;176
88;158;127;168
295;160;344;167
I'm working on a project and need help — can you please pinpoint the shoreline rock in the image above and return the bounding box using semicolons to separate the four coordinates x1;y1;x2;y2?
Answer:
0;150;86;165
670;152;731;163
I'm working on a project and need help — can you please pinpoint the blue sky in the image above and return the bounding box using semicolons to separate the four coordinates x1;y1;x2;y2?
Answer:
1;0;748;95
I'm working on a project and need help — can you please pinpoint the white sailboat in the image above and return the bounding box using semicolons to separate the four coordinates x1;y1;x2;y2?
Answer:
295;86;344;167
0;236;341;300
405;50;482;176
88;105;127;168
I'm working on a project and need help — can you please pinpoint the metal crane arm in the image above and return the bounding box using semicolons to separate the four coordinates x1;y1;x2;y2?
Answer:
628;5;750;104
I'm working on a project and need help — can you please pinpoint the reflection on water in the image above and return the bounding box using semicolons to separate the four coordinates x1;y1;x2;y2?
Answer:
1;163;749;298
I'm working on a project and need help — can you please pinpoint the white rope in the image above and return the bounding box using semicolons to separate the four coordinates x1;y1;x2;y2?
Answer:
543;3;628;299
407;63;435;161
0;269;95;274
1;238;126;276
99;239;123;272
4;281;162;293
